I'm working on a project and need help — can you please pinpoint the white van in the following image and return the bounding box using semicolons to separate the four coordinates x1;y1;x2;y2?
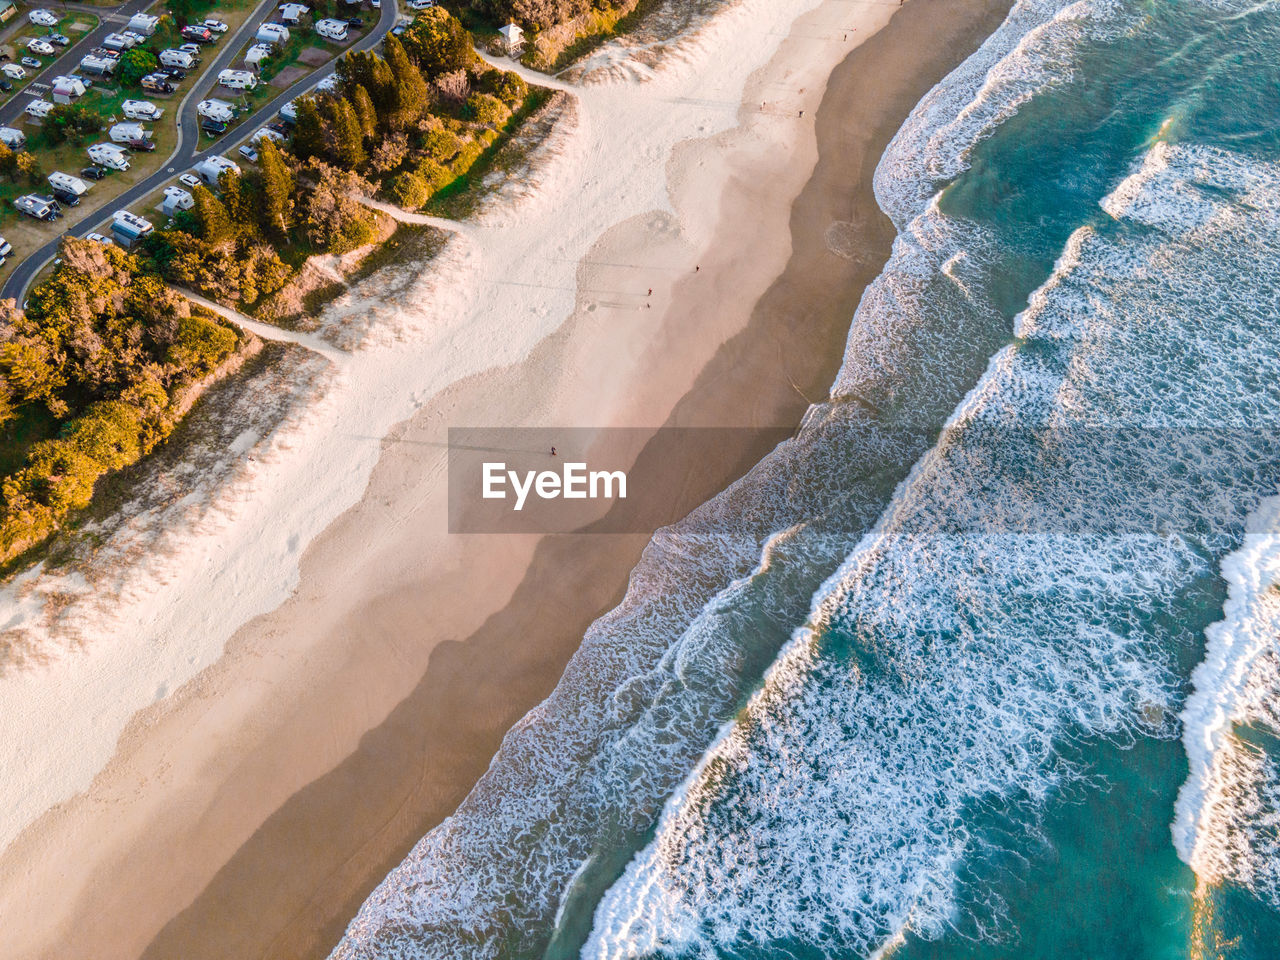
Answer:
0;126;27;150
48;171;89;196
217;69;258;90
159;49;196;70
122;99;164;121
315;19;349;42
109;122;149;144
197;98;235;122
24;99;53;120
87;142;130;171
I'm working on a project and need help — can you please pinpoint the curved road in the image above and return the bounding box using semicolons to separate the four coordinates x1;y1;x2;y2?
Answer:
1;0;397;301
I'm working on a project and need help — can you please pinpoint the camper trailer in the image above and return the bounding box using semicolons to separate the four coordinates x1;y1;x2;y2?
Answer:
109;122;149;144
0;126;26;150
102;32;138;52
51;76;87;104
196;98;235;123
162;185;194;214
194;155;240;186
245;43;274;70
80;55;117;77
256;22;290;45
127;13;159;35
87;142;130;171
1;63;25;81
15;194;60;221
315;18;349;41
217;69;257;90
159;49;196;70
111;210;153;247
27;8;57;27
279;3;309;24
24;99;53;120
47;171;89;197
122;99;163;121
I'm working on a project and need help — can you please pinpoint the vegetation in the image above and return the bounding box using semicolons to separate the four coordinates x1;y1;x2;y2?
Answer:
120;49;160;88
0;241;240;563
43;105;106;146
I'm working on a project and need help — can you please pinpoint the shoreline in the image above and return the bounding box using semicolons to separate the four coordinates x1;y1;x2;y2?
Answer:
0;0;1015;957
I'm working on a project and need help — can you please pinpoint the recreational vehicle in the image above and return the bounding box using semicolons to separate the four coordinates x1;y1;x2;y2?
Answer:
80;55;117;77
159;49;196;70
217;69;257;90
127;13;159;35
122;99;163;120
315;18;349;41
51;76;86;104
111;210;153;247
140;73;175;94
256;22;290;44
109;122;150;144
197;98;234;122
162;185;194;213
87;142;130;170
0;126;26;149
47;171;89;198
14;194;59;221
24;99;53;120
194;155;240;186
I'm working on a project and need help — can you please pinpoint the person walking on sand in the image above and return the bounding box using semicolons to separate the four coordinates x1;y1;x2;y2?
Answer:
647;288;653;296
550;446;557;456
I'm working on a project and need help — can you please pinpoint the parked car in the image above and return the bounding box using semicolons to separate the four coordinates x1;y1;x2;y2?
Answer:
372;0;380;8
160;67;187;79
268;120;290;136
178;172;202;189
20;57;42;70
85;232;114;245
126;137;155;152
28;9;58;27
81;165;108;180
344;16;364;26
178;42;202;56
238;144;258;163
48;33;70;46
50;186;80;206
200;117;227;134
202;18;228;33
406;0;434;10
181;24;214;42
0;80;12;92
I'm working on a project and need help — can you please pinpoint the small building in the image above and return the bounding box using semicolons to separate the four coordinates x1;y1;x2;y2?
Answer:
244;43;273;70
315;18;348;42
256;22;289;45
51;75;86;104
498;23;523;53
278;3;308;24
0;2;17;23
127;13;159;35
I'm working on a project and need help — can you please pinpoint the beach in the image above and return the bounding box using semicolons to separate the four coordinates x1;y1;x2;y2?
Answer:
0;0;1013;957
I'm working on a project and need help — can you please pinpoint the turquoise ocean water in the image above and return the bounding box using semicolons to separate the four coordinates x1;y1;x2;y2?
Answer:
332;1;1280;957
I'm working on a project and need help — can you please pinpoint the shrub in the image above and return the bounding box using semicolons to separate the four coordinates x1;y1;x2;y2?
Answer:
120;48;159;87
464;93;508;126
388;170;429;209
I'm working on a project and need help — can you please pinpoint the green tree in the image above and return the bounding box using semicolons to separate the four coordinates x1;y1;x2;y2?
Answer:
45;104;104;145
348;84;378;138
167;0;196;26
0;142;16;181
218;170;259;234
257;139;294;239
15;152;43;187
383;34;430;130
401;7;473;78
191;185;233;243
337;50;393;112
120;48;159;87
330;98;366;168
387;170;428;208
291;96;326;163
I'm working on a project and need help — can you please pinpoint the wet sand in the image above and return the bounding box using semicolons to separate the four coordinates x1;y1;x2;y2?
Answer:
0;0;1013;957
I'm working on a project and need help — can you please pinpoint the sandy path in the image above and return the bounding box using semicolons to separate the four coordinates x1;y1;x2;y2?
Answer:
0;1;1015;958
178;288;352;362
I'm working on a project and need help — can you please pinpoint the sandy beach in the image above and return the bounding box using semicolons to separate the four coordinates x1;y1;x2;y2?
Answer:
0;0;1011;957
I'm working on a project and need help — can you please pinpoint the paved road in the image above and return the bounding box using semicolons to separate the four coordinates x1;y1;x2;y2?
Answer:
1;0;398;301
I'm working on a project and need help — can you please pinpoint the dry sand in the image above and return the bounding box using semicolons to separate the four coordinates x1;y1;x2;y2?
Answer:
0;0;1012;957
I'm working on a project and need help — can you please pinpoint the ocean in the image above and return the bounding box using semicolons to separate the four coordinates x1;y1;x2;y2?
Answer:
331;0;1280;957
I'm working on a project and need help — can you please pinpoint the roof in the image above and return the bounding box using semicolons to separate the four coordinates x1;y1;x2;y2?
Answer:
498;23;523;40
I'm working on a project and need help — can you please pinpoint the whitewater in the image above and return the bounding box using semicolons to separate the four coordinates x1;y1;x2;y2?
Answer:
336;0;1280;957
